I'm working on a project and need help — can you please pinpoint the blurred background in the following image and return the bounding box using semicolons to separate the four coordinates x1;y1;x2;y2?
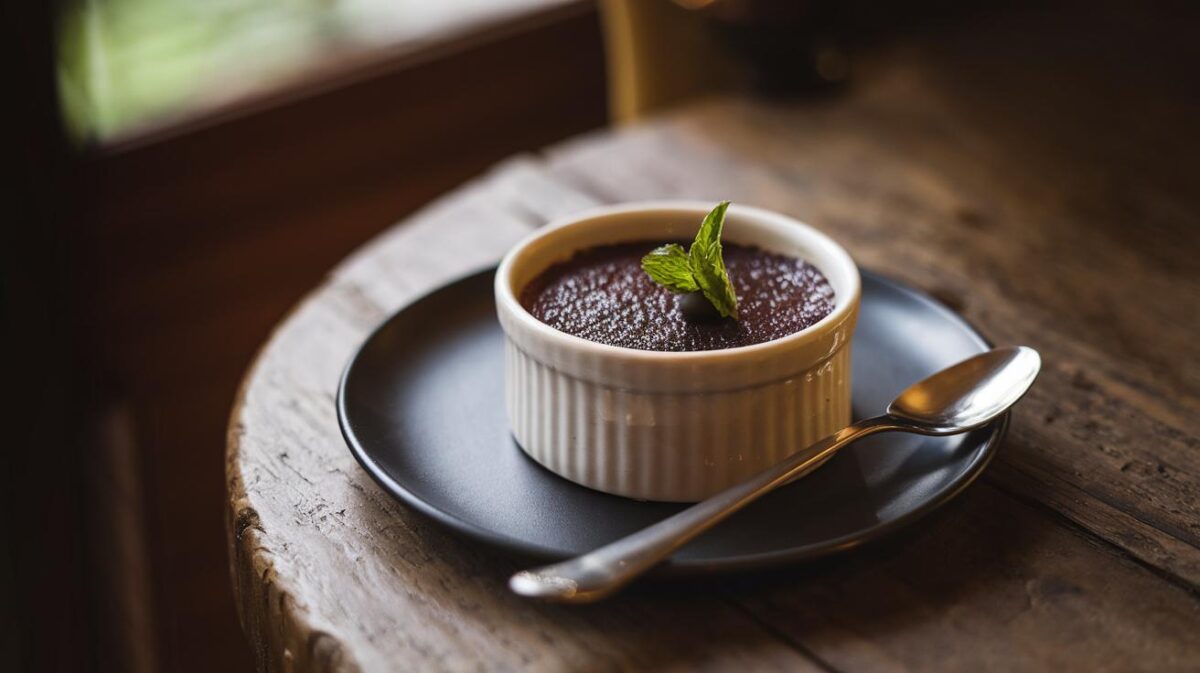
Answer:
3;1;1196;671
8;2;606;671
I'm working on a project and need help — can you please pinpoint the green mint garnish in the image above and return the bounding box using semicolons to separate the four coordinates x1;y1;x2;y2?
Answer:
640;200;739;319
640;243;699;293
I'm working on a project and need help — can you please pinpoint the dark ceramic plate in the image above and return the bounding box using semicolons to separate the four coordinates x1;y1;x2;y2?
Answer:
338;268;1005;573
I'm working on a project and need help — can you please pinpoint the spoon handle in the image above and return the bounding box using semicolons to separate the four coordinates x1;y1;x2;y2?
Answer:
510;415;897;602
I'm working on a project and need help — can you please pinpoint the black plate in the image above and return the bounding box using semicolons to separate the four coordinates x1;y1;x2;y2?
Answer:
338;268;1005;573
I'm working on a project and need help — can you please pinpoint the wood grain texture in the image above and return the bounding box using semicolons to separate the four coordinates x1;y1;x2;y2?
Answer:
228;4;1200;671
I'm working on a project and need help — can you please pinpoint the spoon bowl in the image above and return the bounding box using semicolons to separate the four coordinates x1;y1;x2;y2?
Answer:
888;346;1041;433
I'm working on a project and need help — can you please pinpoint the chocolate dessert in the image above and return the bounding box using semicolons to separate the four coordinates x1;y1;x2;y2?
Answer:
520;242;835;352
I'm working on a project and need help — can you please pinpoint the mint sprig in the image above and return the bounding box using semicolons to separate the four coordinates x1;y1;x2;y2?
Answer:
640;201;739;319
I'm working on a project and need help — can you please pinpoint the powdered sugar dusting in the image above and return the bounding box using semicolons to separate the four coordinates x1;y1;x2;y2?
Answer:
520;242;835;352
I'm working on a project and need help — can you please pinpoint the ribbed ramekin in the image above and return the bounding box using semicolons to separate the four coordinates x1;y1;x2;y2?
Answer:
495;202;860;502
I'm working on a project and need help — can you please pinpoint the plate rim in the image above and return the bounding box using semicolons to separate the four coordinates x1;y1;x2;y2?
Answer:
337;267;1006;573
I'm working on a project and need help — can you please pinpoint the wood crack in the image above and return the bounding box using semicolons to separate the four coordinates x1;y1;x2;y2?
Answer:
722;595;845;673
985;466;1200;596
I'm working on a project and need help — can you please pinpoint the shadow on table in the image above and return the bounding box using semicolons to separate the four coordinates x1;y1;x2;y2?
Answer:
357;444;1050;671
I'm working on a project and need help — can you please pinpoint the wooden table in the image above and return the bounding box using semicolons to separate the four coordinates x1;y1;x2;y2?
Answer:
227;5;1199;671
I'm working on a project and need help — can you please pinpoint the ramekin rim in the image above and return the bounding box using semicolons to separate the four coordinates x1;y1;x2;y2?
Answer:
494;200;861;364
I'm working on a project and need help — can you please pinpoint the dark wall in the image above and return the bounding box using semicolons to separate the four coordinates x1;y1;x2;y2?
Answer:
3;0;94;670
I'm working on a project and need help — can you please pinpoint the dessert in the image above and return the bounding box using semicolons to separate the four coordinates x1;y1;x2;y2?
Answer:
520;242;835;352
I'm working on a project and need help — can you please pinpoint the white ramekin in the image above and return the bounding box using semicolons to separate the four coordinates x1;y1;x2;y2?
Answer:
495;201;860;502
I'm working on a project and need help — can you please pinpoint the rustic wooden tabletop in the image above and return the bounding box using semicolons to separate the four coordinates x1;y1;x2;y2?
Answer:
226;5;1199;671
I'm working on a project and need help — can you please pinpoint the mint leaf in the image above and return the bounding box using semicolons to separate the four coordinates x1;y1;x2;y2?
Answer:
639;201;739;320
641;243;699;293
688;201;738;319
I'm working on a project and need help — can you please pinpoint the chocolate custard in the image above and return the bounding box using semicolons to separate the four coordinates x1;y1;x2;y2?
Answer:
520;242;835;352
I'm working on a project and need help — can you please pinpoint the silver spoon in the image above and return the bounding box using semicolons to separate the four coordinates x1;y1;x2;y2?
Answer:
510;346;1041;603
